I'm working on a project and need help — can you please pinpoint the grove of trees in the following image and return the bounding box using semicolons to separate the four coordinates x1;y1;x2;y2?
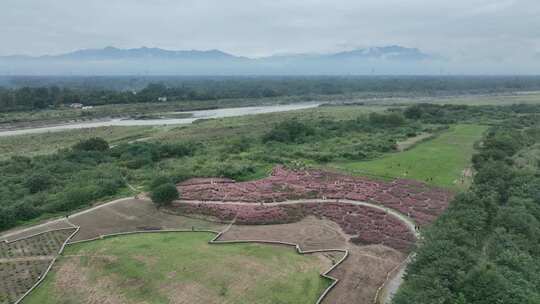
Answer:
2;75;540;112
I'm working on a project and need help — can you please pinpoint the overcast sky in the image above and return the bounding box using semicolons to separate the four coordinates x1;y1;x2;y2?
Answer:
1;0;540;64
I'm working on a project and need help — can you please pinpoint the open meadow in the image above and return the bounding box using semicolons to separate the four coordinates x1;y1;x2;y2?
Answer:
332;124;488;190
22;232;331;304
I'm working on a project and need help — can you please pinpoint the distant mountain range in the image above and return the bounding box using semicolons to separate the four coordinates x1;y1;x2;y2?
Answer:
0;46;441;75
11;46;240;61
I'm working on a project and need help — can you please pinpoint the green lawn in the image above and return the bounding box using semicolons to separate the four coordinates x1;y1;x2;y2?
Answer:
332;124;488;190
23;232;330;304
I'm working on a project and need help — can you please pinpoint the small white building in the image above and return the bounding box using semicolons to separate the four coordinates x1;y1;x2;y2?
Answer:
157;97;168;102
82;106;94;110
69;103;83;109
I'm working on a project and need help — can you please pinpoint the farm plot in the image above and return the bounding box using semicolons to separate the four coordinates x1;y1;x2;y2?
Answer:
0;229;75;304
179;166;453;226
0;219;75;243
22;232;332;304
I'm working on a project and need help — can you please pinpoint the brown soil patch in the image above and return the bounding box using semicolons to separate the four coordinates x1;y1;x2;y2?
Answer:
162;282;218;304
221;216;349;251
68;199;226;242
396;133;433;151
133;255;158;267
54;258;128;304
324;245;404;304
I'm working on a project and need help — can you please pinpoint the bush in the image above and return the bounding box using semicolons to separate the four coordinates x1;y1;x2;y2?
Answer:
159;142;197;158
262;120;315;143
25;173;54;193
224;136;252;153
73;137;110;152
0;208;16;230
217;163;256;180
150;176;173;189
150;183;180;208
404;105;424;119
368;112;406;127
56;187;96;211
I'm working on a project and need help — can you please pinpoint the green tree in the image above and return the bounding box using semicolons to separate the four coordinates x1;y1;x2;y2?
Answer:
25;173;53;193
150;176;172;189
404;105;424;119
150;183;179;208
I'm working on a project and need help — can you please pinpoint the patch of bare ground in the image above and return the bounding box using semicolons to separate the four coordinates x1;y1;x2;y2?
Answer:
325;245;404;304
53;257;128;304
68;198;226;242
396;133;433;151
221;216;349;251
454;167;474;188
161;282;219;304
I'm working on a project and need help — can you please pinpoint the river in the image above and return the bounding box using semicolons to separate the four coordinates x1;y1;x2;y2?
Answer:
0;102;320;137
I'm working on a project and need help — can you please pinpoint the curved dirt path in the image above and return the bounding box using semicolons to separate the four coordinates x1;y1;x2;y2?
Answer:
178;199;419;239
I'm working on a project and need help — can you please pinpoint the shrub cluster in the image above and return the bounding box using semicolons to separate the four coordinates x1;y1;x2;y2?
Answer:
0;138;196;230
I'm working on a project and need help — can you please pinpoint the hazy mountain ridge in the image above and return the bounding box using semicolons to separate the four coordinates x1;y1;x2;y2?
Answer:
8;47;241;61
2;45;431;61
0;46;443;75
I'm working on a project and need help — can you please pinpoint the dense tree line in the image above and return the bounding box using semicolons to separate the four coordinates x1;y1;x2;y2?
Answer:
394;113;540;303
2;75;540;112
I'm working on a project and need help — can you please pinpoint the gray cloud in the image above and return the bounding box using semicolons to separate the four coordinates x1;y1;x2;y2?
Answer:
1;0;539;71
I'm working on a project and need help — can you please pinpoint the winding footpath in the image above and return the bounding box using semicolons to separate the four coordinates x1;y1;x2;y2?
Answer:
179;198;419;238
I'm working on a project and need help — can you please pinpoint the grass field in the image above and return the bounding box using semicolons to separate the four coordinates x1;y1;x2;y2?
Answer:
0;126;159;160
332;124;488;190
23;232;330;304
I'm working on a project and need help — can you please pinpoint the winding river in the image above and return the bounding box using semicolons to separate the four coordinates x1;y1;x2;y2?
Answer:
0;102;320;137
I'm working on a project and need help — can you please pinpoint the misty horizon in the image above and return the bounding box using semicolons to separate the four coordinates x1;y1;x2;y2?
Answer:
2;0;540;75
